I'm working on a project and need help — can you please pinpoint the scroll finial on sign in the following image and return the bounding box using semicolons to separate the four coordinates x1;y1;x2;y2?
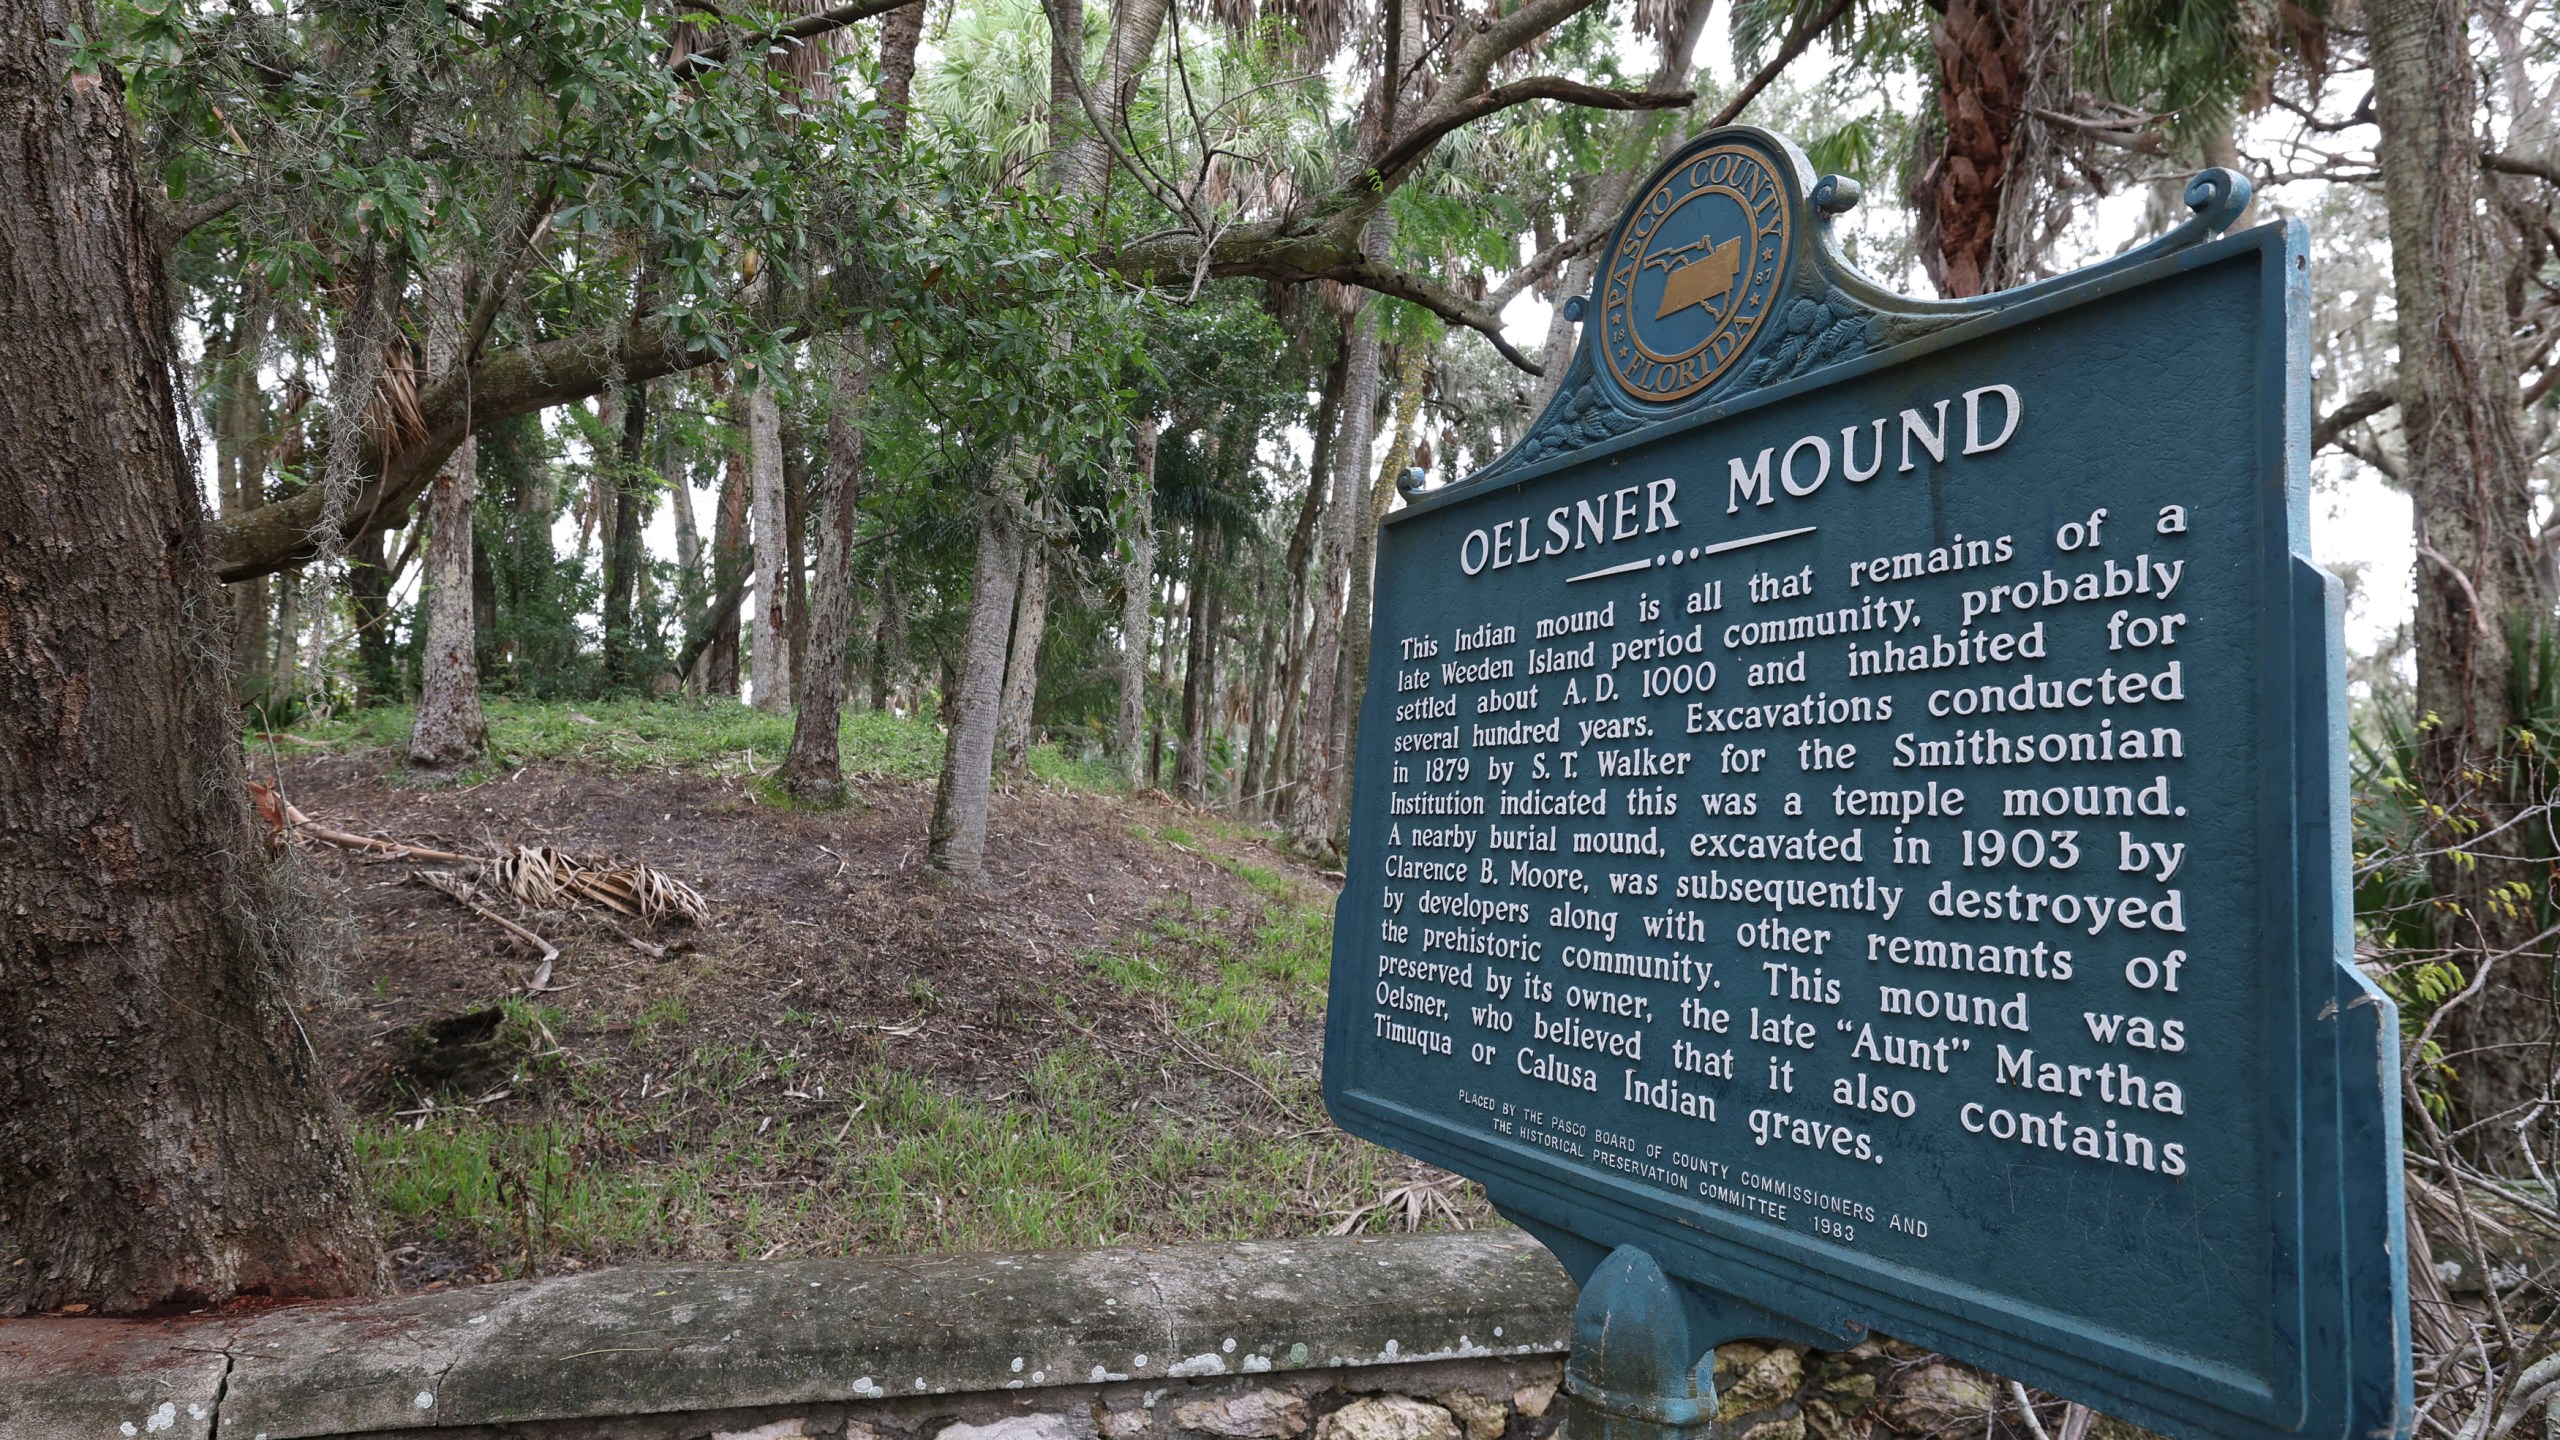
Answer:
1474;129;2261;486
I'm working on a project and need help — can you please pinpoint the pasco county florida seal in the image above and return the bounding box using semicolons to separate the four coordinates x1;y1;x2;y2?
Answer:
1599;143;1791;404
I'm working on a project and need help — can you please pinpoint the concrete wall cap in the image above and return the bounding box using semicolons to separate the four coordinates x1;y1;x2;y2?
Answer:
0;1233;1571;1440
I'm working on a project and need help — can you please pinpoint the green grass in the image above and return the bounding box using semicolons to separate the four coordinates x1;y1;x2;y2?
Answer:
267;698;947;781
267;701;1166;800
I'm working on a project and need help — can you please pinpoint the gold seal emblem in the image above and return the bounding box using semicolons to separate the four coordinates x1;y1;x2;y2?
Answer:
1598;143;1790;404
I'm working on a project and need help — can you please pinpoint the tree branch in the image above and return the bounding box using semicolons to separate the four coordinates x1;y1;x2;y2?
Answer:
1370;78;1695;192
672;0;917;76
2313;384;2397;452
1702;0;1853;130
1489;213;1612;308
2483;148;2560;189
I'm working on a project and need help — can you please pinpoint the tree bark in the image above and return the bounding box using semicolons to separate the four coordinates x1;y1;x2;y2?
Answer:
409;266;489;770
749;384;792;711
928;481;1026;882
2370;0;2559;1172
0;0;387;1309
778;342;873;803
997;535;1053;773
601;383;651;684
1115;418;1160;780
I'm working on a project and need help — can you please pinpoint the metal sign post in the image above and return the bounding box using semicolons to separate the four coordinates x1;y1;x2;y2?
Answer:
1322;127;2409;1440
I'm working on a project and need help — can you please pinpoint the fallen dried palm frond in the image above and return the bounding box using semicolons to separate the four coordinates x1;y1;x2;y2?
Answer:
490;844;708;924
284;806;708;925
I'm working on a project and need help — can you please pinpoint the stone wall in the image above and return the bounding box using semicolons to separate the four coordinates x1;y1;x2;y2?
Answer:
2;1235;1572;1440
0;1233;1994;1440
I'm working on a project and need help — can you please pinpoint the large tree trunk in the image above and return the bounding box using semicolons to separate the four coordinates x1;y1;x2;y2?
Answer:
601;383;650;684
0;0;386;1310
996;536;1053;773
749;384;792;711
1290;237;1390;844
1114;418;1159;780
928;482;1026;882
409;267;488;770
778;343;873;803
2371;0;2559;1173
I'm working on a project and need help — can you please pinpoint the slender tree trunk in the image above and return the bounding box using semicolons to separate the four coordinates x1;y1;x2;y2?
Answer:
215;295;273;697
409;267;488;770
0;0;387;1308
783;420;810;687
1291;234;1390;843
1150;554;1182;786
997;537;1053;773
1328;344;1430;849
1175;521;1216;798
780;0;918;756
1115;417;1159;779
872;567;902;711
749;384;791;711
928;481;1026;881
1269;332;1350;816
778;343;872;803
670;443;702;577
601;383;650;684
1240;553;1280;813
272;566;303;693
710;383;748;697
345;527;401;703
2371;0;2559;1172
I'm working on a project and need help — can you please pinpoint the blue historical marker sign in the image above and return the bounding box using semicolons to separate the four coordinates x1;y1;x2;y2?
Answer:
1322;127;2409;1440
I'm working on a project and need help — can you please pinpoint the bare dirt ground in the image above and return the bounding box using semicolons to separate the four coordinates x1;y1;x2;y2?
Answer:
278;751;1287;1097
239;732;1468;1294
